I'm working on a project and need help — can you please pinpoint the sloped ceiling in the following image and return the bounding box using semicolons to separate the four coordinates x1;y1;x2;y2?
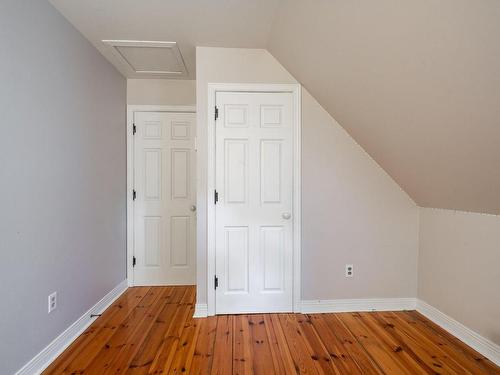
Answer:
49;0;281;79
50;0;500;214
268;0;500;215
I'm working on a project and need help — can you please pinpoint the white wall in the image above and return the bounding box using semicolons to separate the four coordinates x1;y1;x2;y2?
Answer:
418;208;500;345
195;47;419;305
127;79;196;105
0;1;126;374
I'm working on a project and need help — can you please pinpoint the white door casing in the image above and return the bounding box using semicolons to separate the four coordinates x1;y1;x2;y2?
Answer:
214;90;299;314
132;110;196;285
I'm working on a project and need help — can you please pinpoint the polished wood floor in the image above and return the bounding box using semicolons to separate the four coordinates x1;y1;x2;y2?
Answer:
44;286;499;374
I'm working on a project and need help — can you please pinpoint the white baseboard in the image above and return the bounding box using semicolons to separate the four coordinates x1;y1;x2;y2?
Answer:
301;297;417;314
416;300;500;366
16;279;128;375
193;303;208;318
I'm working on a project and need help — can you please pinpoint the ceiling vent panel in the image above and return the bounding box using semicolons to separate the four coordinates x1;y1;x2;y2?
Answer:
102;40;188;78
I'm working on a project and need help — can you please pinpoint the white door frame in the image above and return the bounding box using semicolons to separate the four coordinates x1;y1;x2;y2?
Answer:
126;105;196;286
206;83;301;315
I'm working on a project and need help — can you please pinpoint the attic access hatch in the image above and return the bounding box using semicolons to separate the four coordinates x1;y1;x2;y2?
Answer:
102;40;188;78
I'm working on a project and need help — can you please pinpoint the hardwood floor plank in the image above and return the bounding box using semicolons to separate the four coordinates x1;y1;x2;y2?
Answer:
307;314;365;374
248;314;280;375
124;286;188;374
82;287;167;374
358;313;435;374
44;287;500;375
403;311;500;374
167;301;200;374
278;313;321;374
102;287;175;374
320;314;383;375
125;290;180;374
375;311;475;374
233;315;253;375
338;312;415;375
296;314;342;374
211;315;234;375
190;316;218;374
264;314;297;375
147;286;195;374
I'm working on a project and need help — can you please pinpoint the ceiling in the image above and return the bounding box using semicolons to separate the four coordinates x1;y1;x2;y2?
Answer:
50;0;500;214
49;0;281;79
268;0;500;215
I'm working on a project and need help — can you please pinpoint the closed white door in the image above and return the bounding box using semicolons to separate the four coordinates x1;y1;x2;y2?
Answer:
215;92;294;313
133;111;196;285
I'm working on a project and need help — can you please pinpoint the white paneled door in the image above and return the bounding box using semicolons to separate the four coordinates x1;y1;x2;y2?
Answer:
215;92;294;313
133;111;196;285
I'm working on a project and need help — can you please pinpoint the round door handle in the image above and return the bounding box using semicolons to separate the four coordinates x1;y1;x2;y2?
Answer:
190;205;197;212
282;212;292;220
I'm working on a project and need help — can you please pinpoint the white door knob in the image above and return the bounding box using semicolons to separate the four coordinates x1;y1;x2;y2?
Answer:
190;205;197;212
282;212;291;220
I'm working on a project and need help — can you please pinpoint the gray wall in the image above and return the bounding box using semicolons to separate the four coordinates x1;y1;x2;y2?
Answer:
0;1;126;374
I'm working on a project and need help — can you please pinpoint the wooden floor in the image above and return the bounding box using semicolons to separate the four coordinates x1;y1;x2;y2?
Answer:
44;286;499;374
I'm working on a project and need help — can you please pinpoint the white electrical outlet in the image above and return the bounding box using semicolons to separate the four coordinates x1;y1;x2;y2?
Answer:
48;292;57;313
345;264;354;278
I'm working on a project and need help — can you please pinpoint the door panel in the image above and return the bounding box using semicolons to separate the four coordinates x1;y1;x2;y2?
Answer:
261;226;285;292
215;92;294;313
225;226;249;293
170;216;190;267
134;111;196;285
225;140;248;203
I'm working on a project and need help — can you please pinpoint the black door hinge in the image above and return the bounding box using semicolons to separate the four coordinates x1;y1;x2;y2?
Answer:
214;275;219;289
132;256;136;267
133;123;137;135
214;106;219;120
133;189;137;200
214;189;218;204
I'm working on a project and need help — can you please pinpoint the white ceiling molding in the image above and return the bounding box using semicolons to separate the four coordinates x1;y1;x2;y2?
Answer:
102;40;188;78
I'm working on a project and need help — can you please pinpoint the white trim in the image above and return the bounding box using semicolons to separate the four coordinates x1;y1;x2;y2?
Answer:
301;298;417;314
126;105;196;287
292;85;302;313
193;303;208;318
417;299;500;366
15;280;128;375
206;83;302;316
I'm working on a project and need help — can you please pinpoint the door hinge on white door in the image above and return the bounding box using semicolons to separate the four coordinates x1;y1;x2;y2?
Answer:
133;123;137;135
132;256;136;267
133;189;137;200
214;275;219;289
214;106;219;120
214;190;218;204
